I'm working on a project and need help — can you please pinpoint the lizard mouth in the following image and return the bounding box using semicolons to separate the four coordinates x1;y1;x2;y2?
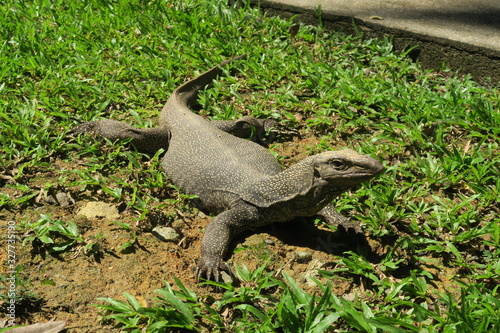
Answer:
348;170;383;179
331;169;383;190
353;164;385;178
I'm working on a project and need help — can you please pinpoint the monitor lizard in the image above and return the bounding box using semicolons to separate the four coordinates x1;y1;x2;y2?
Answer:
69;55;385;281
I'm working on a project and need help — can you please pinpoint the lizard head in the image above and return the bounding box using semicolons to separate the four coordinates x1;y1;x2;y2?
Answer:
313;149;384;190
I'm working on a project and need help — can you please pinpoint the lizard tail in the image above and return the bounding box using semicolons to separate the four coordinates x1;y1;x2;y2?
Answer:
172;54;246;108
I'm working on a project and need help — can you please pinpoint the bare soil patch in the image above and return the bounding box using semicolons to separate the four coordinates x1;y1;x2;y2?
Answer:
1;135;454;332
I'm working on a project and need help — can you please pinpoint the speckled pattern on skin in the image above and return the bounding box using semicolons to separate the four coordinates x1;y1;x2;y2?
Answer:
69;55;385;281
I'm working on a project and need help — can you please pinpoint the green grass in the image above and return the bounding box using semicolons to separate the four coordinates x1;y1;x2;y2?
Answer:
1;0;499;331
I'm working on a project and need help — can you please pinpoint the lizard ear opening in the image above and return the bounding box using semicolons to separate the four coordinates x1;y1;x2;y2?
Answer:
313;167;322;178
314;162;335;179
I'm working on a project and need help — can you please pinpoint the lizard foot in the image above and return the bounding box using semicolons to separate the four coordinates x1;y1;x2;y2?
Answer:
317;204;363;235
195;259;232;283
320;211;363;234
335;218;363;235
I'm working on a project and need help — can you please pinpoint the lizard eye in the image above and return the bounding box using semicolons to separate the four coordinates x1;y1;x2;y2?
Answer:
330;159;348;170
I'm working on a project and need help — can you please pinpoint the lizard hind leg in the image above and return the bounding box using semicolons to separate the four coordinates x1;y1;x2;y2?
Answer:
211;116;278;146
213;115;301;147
69;119;170;155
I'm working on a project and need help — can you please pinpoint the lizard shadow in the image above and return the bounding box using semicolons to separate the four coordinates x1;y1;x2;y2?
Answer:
242;220;437;289
232;217;379;260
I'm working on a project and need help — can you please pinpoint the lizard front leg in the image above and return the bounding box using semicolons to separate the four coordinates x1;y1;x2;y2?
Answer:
196;203;261;282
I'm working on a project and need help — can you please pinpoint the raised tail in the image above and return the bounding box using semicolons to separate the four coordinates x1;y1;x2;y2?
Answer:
172;54;246;108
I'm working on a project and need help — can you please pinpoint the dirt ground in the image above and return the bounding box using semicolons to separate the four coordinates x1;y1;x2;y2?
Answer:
0;135;453;332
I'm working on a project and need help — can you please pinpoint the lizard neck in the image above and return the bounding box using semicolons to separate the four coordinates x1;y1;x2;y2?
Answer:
242;156;331;206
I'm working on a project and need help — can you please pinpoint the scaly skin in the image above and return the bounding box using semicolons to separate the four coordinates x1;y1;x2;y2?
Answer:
70;55;384;281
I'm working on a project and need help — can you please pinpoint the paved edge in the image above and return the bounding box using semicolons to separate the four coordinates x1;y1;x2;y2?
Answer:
253;0;500;86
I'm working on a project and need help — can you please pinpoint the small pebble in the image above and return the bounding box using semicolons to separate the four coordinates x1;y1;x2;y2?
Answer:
264;239;275;245
78;202;120;220
294;251;313;263
220;271;233;284
55;192;72;207
152;226;180;242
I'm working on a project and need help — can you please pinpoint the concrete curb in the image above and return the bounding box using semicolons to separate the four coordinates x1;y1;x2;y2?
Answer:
254;0;500;85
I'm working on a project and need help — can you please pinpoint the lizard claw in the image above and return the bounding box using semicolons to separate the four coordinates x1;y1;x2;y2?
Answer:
327;213;363;234
336;218;363;235
195;259;232;283
318;205;363;235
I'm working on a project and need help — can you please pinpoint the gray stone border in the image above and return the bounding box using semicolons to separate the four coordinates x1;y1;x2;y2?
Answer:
253;0;500;86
